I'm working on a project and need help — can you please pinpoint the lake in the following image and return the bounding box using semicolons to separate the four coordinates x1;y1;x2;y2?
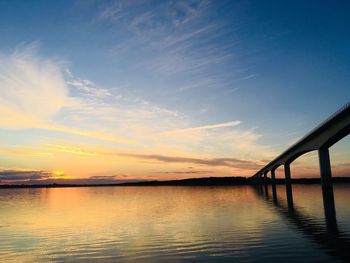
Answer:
1;184;350;262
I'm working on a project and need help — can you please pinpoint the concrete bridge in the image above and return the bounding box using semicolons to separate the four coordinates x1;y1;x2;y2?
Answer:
251;102;350;216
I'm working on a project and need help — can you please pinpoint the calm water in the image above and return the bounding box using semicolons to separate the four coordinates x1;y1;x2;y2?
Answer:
1;184;350;262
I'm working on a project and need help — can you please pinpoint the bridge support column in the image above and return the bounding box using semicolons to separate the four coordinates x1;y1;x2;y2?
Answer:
271;169;277;203
318;147;337;228
284;163;294;213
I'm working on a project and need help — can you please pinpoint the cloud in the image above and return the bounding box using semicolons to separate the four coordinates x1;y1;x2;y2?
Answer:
0;45;141;145
0;43;67;127
337;162;350;168
94;0;246;86
96;2;122;21
88;175;118;180
162;121;241;135
120;153;262;170
0;149;51;157
42;144;262;170
155;170;214;174
66;77;111;98
96;0;210;33
40;124;140;145
60;73;183;142
44;144;99;156
0;169;137;185
5;143;263;171
0;170;58;181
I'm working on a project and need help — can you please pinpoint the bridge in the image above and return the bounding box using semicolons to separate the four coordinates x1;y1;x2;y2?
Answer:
251;102;350;217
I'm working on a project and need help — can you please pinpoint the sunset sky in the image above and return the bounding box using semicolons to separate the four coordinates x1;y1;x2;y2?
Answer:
0;0;349;184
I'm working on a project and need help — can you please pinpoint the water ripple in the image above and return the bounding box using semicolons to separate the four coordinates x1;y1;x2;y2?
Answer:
0;185;349;262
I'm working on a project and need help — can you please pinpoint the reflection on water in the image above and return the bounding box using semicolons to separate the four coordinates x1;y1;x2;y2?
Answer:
256;184;350;262
0;185;349;262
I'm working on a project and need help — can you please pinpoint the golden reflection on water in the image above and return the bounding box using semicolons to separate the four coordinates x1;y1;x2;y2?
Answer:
1;185;349;262
3;186;273;232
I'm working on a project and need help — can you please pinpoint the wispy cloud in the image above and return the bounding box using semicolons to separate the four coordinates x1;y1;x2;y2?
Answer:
337;162;350;168
96;2;122;22
40;124;140;145
0;45;142;145
121;153;262;170
94;0;253;92
41;144;261;170
88;175;118;180
44;144;100;157
66;78;111;98
155;170;214;174
2;143;263;171
162;121;241;135
0;149;51;157
0;43;67;128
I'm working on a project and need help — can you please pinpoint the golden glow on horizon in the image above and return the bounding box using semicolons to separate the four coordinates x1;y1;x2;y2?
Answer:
50;170;72;179
0;143;264;181
0;138;349;183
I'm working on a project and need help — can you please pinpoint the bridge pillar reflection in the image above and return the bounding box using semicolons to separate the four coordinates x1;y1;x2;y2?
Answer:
318;147;337;229
263;172;269;197
271;169;278;203
284;163;294;213
258;176;263;193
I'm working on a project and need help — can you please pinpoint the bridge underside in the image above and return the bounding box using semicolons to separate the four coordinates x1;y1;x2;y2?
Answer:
252;103;350;179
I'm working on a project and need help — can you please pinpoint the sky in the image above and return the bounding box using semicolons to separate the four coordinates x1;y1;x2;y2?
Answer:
0;0;349;184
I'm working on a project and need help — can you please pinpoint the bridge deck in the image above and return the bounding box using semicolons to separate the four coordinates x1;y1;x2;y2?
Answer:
253;102;350;178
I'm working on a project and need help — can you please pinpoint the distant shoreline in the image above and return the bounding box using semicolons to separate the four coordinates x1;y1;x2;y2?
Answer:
1;176;350;189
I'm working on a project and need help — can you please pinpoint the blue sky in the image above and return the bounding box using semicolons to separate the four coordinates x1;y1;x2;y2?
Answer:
0;0;349;183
